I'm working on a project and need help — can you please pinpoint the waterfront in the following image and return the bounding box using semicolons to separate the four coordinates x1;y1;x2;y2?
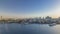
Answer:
0;23;60;34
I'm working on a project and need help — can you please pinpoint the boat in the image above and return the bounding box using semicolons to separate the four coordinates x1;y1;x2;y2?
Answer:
21;22;29;25
49;23;56;26
24;23;28;25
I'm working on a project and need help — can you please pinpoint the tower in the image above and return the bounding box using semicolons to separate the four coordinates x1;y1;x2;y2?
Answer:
1;16;2;20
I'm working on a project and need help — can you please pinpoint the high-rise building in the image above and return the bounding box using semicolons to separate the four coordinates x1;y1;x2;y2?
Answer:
1;16;2;20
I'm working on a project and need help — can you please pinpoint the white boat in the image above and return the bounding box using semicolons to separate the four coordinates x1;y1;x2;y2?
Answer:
21;22;29;25
24;22;29;25
49;23;56;26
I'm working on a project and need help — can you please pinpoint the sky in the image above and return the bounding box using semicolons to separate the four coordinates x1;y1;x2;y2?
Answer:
0;0;60;18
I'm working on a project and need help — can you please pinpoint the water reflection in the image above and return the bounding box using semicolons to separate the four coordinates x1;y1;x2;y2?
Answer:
0;24;60;34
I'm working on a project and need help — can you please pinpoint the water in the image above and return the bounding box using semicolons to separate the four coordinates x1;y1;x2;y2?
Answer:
0;23;60;34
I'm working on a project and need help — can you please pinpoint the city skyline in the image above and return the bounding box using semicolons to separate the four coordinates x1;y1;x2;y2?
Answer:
0;0;60;18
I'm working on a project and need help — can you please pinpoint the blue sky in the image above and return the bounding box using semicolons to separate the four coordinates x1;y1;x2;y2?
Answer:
0;0;60;18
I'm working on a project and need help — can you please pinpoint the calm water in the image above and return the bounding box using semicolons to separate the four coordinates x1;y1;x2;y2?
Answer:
0;23;60;34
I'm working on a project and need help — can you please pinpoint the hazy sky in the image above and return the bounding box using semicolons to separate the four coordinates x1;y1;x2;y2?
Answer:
0;0;60;18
